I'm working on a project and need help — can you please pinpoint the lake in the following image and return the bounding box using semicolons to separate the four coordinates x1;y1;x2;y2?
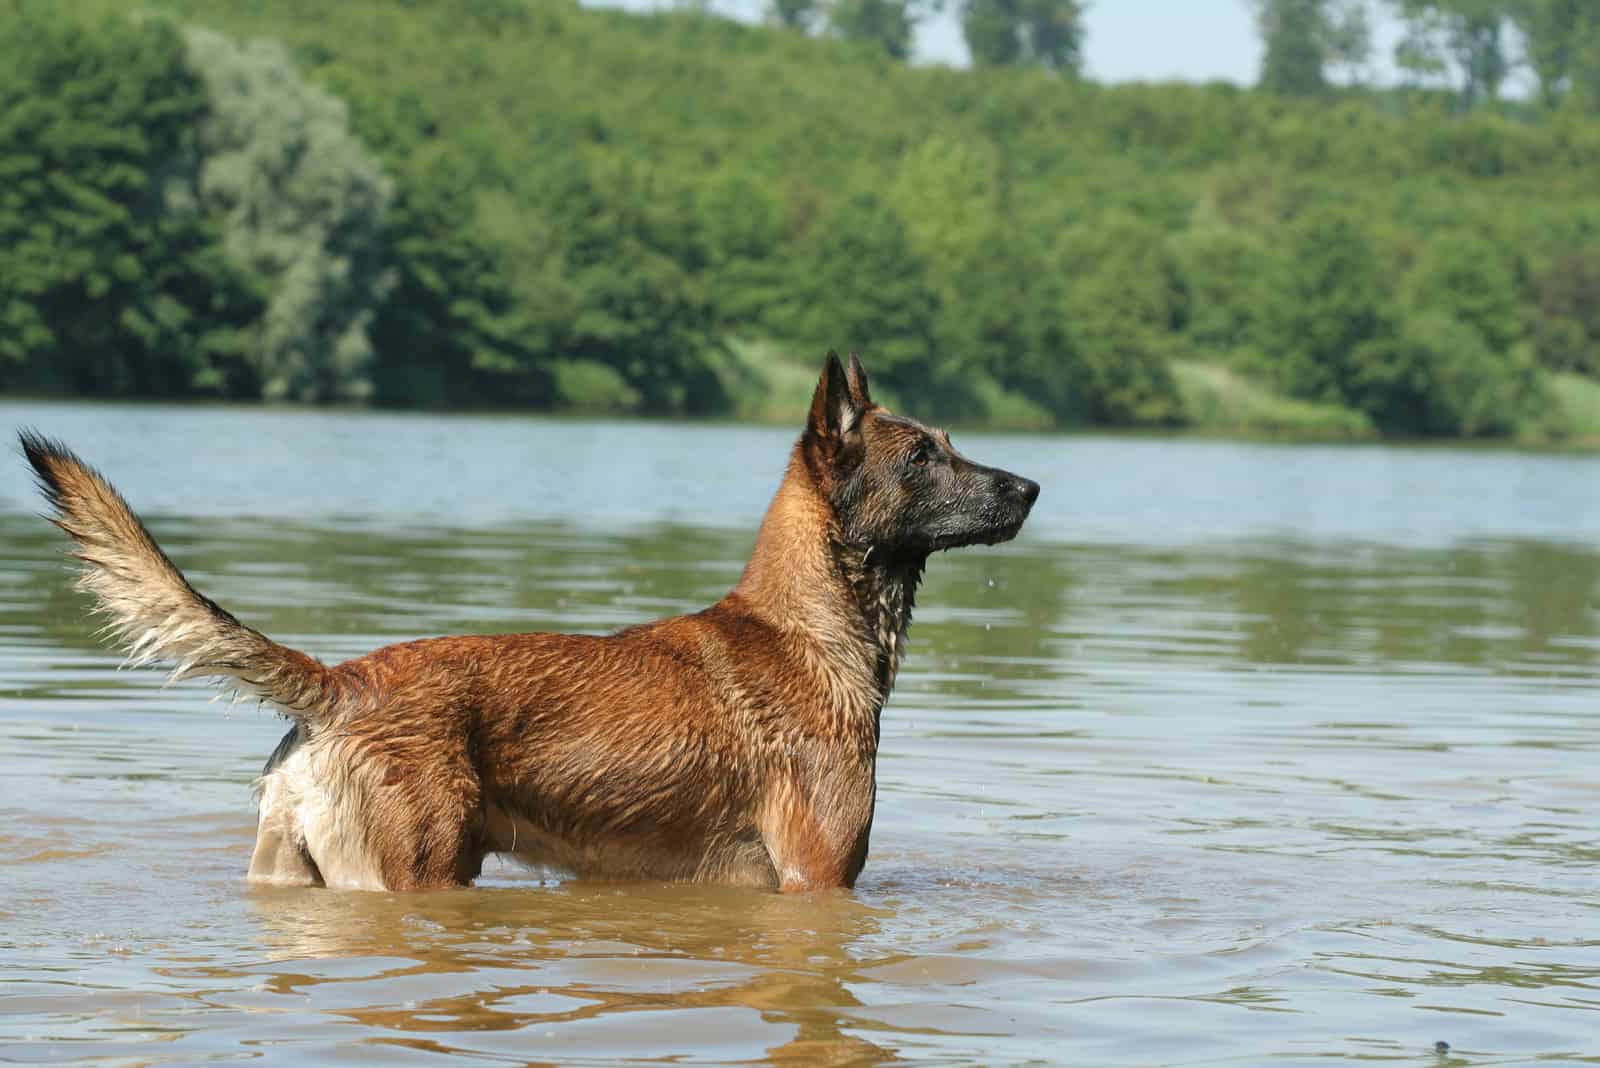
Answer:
2;401;1597;1065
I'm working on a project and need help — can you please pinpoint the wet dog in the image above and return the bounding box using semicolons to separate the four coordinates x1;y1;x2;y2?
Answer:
22;353;1038;891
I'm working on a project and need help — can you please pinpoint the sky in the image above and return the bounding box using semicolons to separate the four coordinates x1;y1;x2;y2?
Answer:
591;0;1417;86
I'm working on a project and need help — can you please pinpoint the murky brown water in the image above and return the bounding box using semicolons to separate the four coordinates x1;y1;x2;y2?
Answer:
2;402;1598;1064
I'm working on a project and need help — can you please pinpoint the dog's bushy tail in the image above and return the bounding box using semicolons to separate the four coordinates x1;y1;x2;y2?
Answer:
21;432;337;722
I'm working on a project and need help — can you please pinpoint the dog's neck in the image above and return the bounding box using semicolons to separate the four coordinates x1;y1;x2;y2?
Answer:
834;542;923;697
733;455;926;724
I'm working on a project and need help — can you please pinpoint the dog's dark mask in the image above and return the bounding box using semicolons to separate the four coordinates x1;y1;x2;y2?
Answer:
801;352;1040;560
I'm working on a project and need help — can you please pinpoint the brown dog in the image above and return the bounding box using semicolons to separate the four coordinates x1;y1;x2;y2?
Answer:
22;353;1038;892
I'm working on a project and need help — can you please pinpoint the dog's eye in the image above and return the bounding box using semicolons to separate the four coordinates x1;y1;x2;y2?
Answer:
909;445;931;467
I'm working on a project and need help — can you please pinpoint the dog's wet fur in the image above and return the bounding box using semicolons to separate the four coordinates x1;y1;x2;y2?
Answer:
22;353;1038;891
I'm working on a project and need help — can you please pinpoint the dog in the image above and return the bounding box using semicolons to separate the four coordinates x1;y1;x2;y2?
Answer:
22;352;1038;892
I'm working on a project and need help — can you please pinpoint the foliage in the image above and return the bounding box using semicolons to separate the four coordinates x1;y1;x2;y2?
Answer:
826;0;919;59
180;27;394;403
0;7;256;397
1533;250;1600;376
1171;360;1375;437
1250;206;1393;406
1351;310;1541;436
771;192;947;407
1253;0;1372;95
8;0;1600;442
963;0;1084;72
770;0;818;30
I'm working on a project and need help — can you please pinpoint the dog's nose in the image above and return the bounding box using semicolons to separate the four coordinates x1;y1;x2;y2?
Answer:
1009;477;1040;506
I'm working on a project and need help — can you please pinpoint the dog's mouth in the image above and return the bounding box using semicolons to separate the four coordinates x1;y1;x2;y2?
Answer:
929;505;1034;553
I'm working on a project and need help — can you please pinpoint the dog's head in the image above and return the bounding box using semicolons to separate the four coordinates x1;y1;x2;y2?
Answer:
800;352;1039;559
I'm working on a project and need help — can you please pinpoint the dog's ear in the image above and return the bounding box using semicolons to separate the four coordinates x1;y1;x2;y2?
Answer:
806;350;863;446
845;352;873;410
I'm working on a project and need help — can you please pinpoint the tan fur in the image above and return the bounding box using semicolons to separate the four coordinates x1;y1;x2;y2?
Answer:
20;355;1035;893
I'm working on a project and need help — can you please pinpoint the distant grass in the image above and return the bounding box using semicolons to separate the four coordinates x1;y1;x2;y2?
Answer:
719;347;1600;446
720;338;820;424
718;338;1055;430
1173;360;1375;439
1534;371;1600;444
728;346;1381;438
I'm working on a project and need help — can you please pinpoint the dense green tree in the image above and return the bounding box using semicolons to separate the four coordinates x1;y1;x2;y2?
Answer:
773;192;945;403
369;147;549;408
1405;230;1528;355
1350;310;1540;435
827;0;917;59
535;157;724;415
1043;214;1187;425
963;0;1084;72
1252;206;1393;405
1171;226;1272;358
1533;250;1600;375
1356;230;1542;434
0;7;255;397
695;168;789;332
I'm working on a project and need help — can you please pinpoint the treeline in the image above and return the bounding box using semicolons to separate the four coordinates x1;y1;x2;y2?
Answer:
3;0;1600;437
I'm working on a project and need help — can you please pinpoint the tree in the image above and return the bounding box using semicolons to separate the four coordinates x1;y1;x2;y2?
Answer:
1391;0;1511;108
963;0;1085;72
1253;0;1372;95
1532;250;1600;376
1404;230;1527;356
1251;206;1393;405
1350;310;1540;435
828;0;919;59
369;146;551;408
1508;0;1582;109
0;7;256;397
773;192;945;403
532;157;724;415
771;0;819;30
1256;0;1332;95
1038;213;1187;425
180;27;395;404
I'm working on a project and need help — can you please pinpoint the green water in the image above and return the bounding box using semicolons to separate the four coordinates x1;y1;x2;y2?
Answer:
1;402;1597;1065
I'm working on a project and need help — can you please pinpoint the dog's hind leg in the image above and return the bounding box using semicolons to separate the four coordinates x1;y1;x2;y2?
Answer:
249;811;322;886
248;727;322;887
368;744;488;891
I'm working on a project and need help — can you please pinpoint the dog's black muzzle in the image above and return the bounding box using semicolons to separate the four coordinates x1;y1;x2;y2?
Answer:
930;464;1039;551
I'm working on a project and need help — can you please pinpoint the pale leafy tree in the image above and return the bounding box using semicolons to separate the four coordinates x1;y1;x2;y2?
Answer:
962;0;1085;72
1252;0;1373;95
1324;1;1374;85
770;0;818;29
1509;0;1580;108
1507;0;1600;110
177;27;394;403
827;0;919;59
1389;0;1509;108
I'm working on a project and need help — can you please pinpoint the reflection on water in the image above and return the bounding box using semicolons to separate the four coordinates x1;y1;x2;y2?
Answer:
1;404;1598;1065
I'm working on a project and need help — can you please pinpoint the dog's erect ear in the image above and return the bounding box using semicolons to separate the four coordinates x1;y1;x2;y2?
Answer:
845;352;873;410
806;350;862;444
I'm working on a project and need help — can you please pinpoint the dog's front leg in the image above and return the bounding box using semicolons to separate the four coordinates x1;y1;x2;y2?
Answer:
759;767;875;892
